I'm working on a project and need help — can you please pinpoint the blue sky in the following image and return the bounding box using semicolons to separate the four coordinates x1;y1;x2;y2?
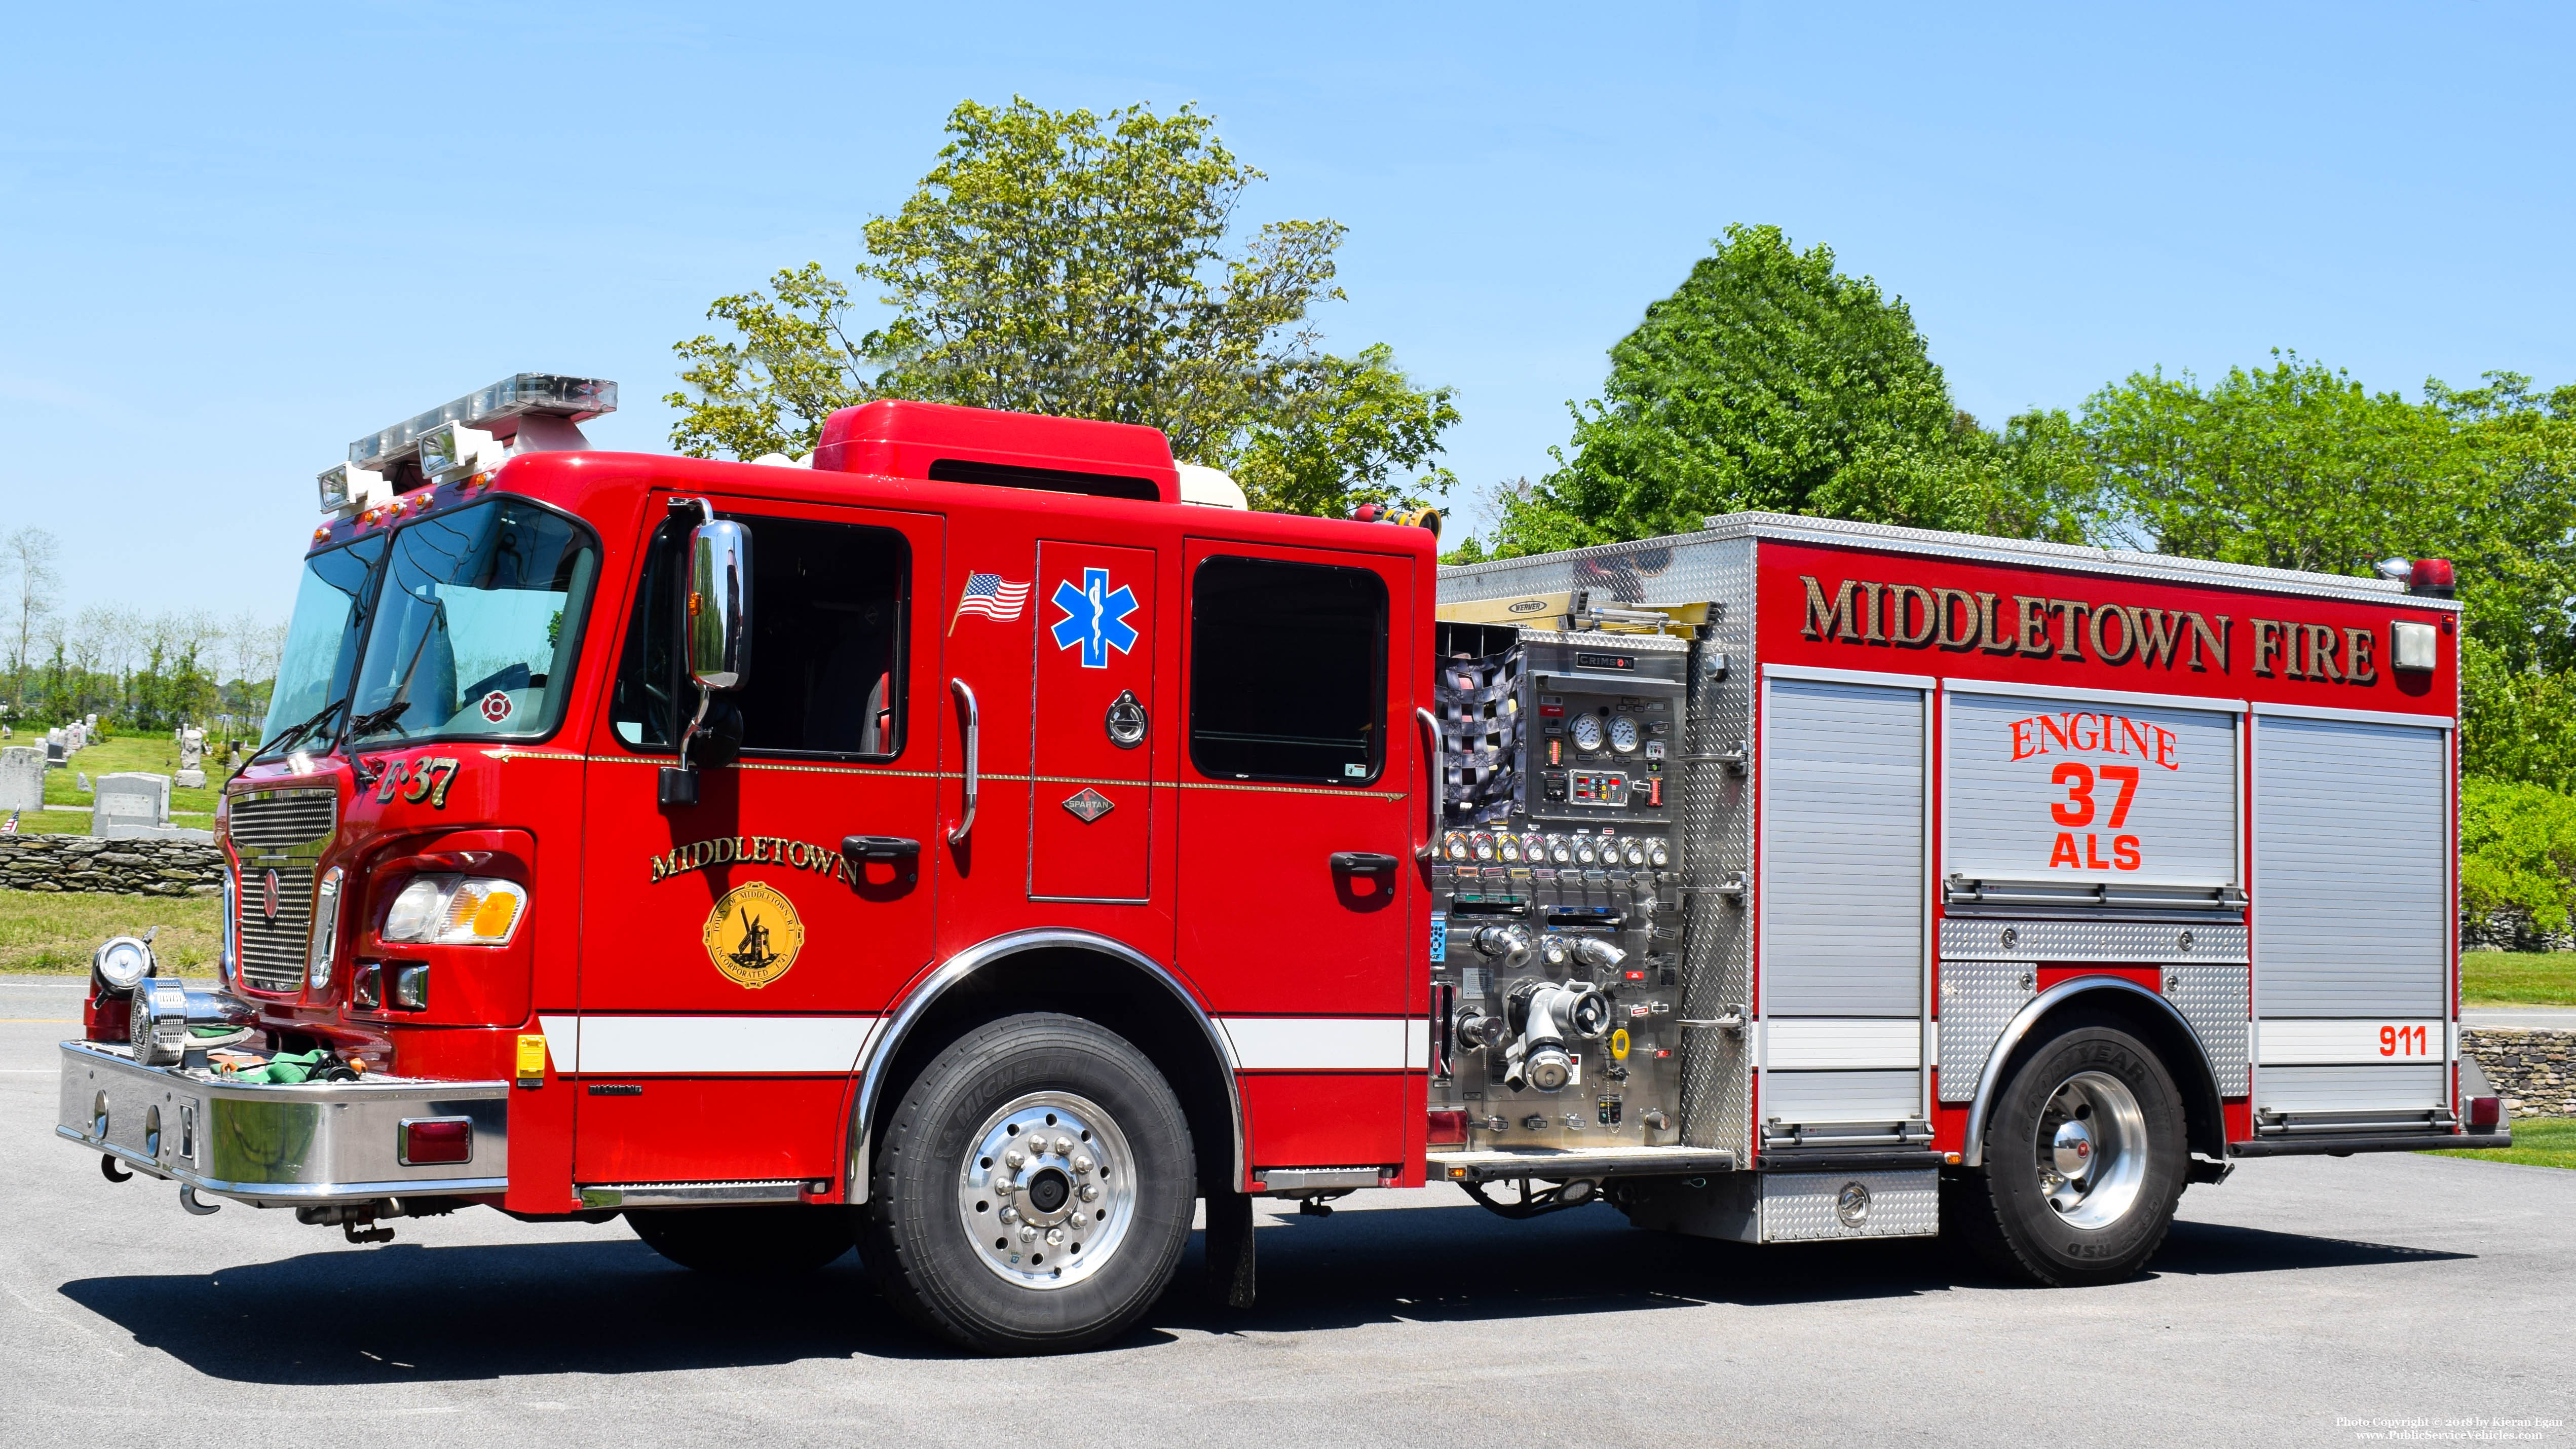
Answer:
7;2;2573;626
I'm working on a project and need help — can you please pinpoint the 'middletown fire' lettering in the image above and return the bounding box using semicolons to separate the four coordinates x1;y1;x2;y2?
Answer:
649;835;853;884
1801;575;2231;671
1799;575;2380;685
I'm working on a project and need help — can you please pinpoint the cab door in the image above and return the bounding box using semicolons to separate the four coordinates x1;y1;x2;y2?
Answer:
573;497;942;1186
1174;541;1422;1178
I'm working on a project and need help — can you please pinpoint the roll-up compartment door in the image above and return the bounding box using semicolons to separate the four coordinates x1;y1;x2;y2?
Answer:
1759;674;1927;1124
2253;714;2450;1117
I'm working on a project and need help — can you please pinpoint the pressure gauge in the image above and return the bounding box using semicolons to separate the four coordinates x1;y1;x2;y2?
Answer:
1472;834;1494;861
1571;714;1605;752
1549;838;1571;864
1497;838;1519;862
1609;716;1641;753
1624;841;1645;866
1576;842;1597;865
1447;835;1470;862
1648;841;1669;867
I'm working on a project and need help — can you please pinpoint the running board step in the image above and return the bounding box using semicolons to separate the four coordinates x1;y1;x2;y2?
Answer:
579;1179;815;1208
1427;1146;1737;1184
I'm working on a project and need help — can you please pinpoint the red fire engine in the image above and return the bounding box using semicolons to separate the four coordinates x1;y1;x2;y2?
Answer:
59;374;2509;1354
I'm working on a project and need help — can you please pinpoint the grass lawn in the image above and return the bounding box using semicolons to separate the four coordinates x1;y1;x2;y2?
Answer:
28;732;225;818
0;888;223;973
2460;951;2576;1007
2424;1117;2576;1169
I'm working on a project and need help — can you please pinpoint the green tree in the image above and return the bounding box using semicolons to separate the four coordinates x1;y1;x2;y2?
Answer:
2460;775;2576;935
1226;345;1458;515
668;97;1454;518
1488;224;2063;555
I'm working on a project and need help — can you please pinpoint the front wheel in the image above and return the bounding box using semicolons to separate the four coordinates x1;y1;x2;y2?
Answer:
860;1013;1196;1354
1949;1017;2186;1286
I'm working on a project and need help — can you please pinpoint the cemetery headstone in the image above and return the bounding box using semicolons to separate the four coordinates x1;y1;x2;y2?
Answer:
0;746;42;811
176;726;207;790
94;772;172;840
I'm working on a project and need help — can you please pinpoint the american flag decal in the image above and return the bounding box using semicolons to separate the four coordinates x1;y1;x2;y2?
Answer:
950;572;1031;632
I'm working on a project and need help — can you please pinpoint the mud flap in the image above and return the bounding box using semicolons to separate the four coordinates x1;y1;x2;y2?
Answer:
1204;1190;1256;1309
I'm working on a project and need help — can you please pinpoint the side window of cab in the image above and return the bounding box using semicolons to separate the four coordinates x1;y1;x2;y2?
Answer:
611;511;912;758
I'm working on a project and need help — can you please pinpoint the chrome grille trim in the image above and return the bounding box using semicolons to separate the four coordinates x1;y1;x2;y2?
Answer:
229;788;337;994
229;788;338;851
238;865;318;992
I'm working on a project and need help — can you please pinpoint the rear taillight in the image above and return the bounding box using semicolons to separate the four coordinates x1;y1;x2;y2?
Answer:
1426;1109;1469;1148
2469;1096;2503;1131
399;1118;472;1166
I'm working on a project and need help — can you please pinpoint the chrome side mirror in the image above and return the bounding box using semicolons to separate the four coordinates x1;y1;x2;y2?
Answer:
685;519;752;691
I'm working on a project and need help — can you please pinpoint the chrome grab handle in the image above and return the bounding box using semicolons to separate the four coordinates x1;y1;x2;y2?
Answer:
1414;706;1441;861
949;678;979;846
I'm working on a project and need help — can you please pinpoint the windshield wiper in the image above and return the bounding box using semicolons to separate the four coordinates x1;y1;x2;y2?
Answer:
249;697;348;764
350;593;448;746
346;700;412;737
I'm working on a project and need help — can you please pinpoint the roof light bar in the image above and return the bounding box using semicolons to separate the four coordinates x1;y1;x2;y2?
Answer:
345;374;617;474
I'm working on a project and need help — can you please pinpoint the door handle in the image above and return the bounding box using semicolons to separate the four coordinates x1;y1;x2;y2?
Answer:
949;678;979;846
841;836;922;867
1331;851;1400;875
1413;705;1441;861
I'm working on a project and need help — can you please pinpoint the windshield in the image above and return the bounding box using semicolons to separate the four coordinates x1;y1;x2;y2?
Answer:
256;536;387;757
347;498;599;748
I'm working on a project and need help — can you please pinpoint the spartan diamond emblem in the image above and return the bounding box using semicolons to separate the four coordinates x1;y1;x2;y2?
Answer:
1062;788;1115;823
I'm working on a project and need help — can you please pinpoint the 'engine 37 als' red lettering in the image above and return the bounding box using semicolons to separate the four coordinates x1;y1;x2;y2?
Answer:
57;375;2500;1355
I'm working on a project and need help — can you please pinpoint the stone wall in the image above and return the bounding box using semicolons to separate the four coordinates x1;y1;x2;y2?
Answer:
0;835;223;896
2463;1030;2576;1119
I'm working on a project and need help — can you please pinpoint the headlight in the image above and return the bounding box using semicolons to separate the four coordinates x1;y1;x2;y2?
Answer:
95;936;155;992
308;867;345;990
382;874;526;946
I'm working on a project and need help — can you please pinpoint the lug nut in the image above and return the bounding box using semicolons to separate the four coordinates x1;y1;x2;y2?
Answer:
1045;1228;1064;1247
1004;1149;1024;1169
1018;1224;1037;1243
1072;1155;1094;1174
1079;1183;1101;1202
998;1205;1019;1224
1053;1136;1073;1155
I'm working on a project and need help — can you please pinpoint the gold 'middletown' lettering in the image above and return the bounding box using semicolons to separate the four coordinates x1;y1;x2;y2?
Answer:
1796;574;2243;676
649;835;852;884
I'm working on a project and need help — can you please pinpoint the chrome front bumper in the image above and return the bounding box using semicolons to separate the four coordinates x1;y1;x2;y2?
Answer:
55;1040;510;1207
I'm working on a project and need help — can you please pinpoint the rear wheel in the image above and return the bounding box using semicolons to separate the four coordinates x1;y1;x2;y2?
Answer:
860;1013;1195;1355
1950;1017;2186;1286
628;1204;855;1274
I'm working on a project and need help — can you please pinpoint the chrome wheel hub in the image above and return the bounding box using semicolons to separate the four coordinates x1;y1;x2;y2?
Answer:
956;1091;1135;1289
2033;1069;2147;1231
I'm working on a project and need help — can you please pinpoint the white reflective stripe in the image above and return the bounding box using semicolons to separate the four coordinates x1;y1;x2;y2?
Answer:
537;1014;576;1072
567;1015;881;1074
1763;1017;1923;1069
1220;1016;1414;1070
2257;1018;2445;1066
2249;700;2452;729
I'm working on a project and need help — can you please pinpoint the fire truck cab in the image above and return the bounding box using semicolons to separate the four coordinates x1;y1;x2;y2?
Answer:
58;374;2509;1355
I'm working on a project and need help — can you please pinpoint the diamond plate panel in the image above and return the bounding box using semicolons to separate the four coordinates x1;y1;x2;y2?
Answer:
1940;918;2247;963
2163;964;2250;1097
1759;1169;1940;1242
1936;962;2035;1102
1672;537;1757;1160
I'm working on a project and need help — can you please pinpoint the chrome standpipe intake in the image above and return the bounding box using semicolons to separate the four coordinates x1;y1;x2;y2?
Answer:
1502;978;1614;1093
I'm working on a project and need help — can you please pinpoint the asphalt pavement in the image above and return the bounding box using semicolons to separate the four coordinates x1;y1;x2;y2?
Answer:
3;973;2569;1448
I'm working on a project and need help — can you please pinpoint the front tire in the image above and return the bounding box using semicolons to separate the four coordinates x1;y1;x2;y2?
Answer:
860;1013;1195;1354
1950;1016;2186;1286
629;1204;855;1274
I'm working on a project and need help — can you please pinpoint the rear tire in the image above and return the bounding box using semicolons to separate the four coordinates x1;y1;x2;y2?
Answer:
860;1013;1195;1355
1950;1016;2186;1286
628;1204;856;1274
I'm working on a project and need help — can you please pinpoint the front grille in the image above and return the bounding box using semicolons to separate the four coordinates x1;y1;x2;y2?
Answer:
229;789;335;994
237;864;317;992
230;789;337;851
